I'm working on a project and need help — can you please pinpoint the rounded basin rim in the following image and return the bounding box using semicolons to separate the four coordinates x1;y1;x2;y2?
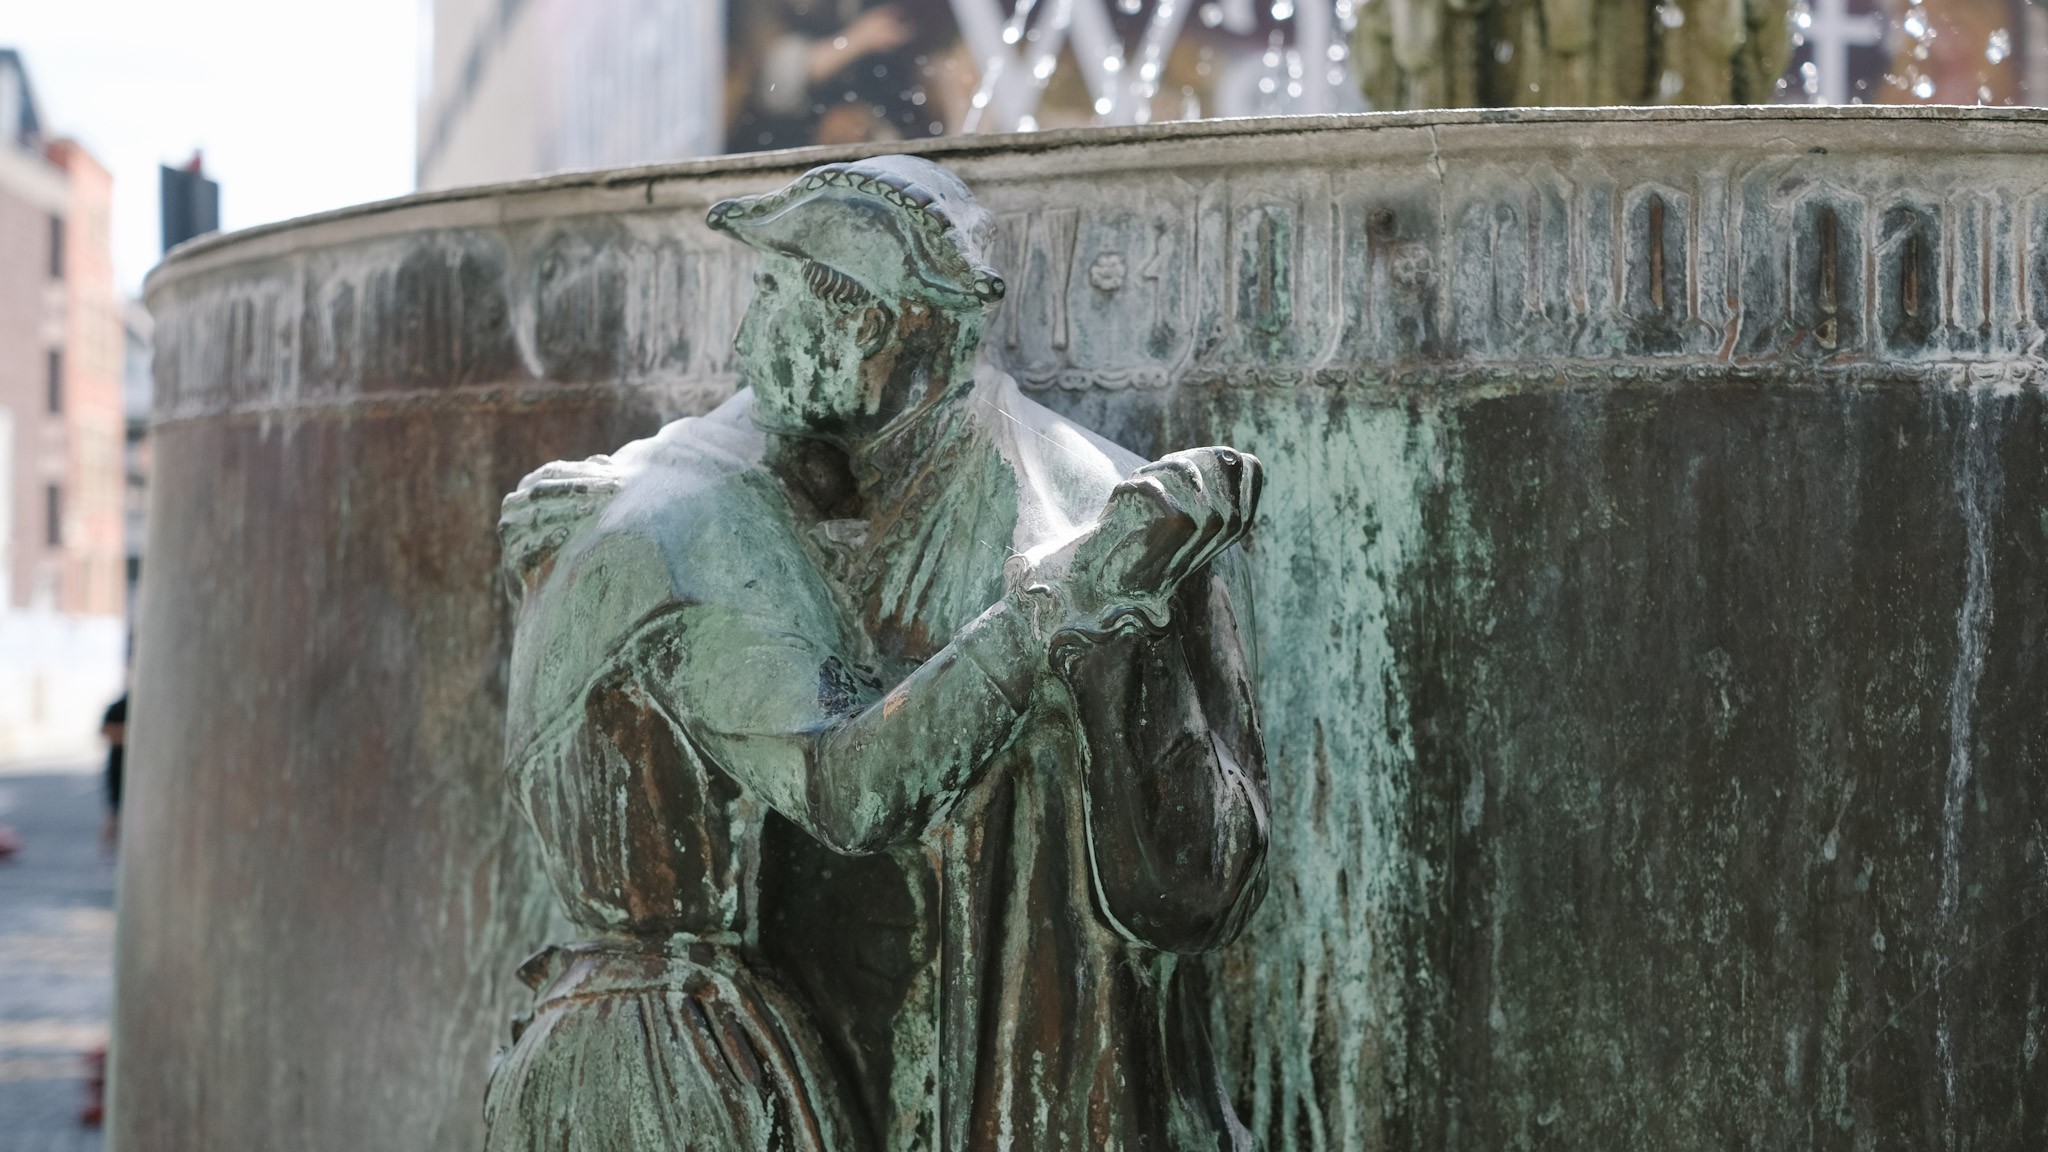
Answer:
144;103;2048;297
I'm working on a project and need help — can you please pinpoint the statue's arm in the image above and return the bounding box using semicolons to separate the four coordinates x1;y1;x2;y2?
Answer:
1057;564;1269;955
642;590;1050;857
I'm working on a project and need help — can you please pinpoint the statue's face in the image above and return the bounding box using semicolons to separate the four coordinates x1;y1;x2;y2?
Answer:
737;255;876;440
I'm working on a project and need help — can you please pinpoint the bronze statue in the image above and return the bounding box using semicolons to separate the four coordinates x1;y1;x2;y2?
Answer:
489;155;1268;1150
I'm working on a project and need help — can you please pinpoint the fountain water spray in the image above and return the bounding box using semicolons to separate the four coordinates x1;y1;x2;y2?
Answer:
954;0;1362;132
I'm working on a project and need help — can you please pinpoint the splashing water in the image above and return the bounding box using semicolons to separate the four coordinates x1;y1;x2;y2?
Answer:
1777;0;2041;108
1987;27;2011;64
965;0;2030;126
952;0;1364;133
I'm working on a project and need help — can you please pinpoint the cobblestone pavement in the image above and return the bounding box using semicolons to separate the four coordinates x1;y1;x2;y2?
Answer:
0;766;112;1152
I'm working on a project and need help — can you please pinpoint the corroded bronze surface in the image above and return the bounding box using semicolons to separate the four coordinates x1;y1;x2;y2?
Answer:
125;109;2048;1151
487;156;1267;1150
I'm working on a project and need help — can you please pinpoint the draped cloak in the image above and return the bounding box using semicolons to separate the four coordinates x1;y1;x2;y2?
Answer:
495;370;1268;1151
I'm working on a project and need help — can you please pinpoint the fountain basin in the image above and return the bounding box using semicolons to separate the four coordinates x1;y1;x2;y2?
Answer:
123;107;2048;1150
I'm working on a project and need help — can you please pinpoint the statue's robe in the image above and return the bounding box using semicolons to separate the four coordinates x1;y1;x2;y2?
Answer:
496;369;1267;1151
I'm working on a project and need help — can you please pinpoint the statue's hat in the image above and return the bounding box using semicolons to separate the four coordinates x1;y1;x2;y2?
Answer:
707;155;1005;310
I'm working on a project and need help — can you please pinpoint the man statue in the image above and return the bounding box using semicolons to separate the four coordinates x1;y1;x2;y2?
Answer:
489;155;1268;1151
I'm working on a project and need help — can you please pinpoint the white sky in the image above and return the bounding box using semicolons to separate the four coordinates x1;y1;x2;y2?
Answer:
7;0;423;297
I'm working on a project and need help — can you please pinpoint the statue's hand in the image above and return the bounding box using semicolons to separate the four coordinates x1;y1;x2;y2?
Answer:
1019;447;1263;634
499;456;626;586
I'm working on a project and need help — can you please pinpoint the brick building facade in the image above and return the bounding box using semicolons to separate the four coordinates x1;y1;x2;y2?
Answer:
0;49;125;757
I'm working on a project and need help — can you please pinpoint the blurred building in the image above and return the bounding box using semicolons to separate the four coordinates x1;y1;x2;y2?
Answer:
123;299;152;630
0;49;126;759
417;0;725;188
160;152;219;253
124;155;214;637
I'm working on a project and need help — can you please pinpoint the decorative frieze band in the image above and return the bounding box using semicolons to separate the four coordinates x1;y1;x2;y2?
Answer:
152;152;2048;419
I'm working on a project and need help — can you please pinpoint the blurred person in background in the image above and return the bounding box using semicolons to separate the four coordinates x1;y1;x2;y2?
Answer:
100;692;126;849
726;0;969;149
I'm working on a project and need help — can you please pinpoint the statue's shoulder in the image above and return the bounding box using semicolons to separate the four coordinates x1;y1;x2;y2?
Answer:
500;391;775;583
500;391;823;752
974;370;1144;546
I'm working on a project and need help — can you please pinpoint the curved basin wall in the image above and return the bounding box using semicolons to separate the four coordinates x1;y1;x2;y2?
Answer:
124;108;2048;1150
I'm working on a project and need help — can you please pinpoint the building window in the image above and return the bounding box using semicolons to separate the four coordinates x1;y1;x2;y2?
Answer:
47;349;62;413
46;484;61;548
49;214;64;279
